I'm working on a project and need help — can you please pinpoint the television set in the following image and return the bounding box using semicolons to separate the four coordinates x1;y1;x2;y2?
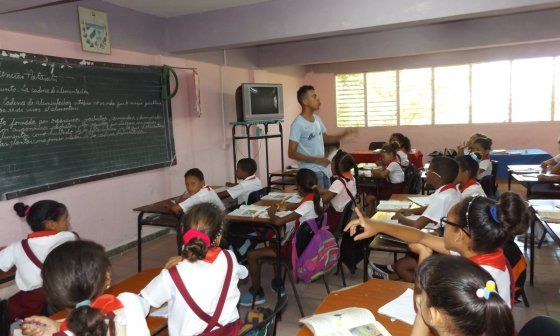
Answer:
235;83;284;122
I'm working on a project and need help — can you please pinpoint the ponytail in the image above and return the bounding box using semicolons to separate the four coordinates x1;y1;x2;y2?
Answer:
296;169;325;226
312;185;324;226
13;200;67;232
181;203;225;262
67;306;110;336
484;292;515;336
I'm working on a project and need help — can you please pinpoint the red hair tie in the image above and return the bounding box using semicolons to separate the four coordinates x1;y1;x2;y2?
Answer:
182;229;210;247
24;207;31;217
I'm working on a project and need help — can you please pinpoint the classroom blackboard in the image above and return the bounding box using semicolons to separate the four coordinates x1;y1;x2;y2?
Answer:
0;50;175;200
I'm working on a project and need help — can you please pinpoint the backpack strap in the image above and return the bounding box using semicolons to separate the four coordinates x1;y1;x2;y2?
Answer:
168;251;234;333
337;177;356;207
21;239;42;269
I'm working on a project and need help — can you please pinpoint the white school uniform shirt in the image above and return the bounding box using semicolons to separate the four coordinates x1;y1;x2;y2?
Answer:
386;161;405;184
140;250;248;336
457;179;487;199
179;186;226;213
396;150;410;167
328;177;357;212
226;175;262;205
283;196;322;244
477;159;492;180
0;231;77;291
58;292;150;336
422;184;462;224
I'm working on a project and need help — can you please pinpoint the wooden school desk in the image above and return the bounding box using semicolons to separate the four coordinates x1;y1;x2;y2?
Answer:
133;187;234;272
0;268;15;285
527;199;560;286
297;279;416;336
507;165;541;190
51;268;167;336
510;174;560;198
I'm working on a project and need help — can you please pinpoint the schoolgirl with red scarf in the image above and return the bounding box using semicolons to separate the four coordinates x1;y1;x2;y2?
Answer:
141;203;247;336
239;168;323;307
0;201;78;323
21;240;149;336
455;154;486;199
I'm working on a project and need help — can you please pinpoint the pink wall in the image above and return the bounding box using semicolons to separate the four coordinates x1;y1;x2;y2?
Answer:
306;71;560;157
0;29;304;249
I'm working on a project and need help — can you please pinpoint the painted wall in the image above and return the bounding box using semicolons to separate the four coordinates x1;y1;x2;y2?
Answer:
0;28;304;249
305;70;560;159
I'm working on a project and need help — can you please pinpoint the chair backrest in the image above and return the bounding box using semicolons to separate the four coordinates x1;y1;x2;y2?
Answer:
490;160;499;193
239;295;288;336
247;187;270;205
335;202;354;241
519;316;560;336
403;165;422;194
368;141;385;150
503;239;527;298
479;175;495;198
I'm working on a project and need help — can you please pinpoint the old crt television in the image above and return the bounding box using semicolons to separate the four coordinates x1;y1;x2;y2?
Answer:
236;83;284;122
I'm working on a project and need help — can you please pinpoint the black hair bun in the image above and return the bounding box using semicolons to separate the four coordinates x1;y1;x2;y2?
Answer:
13;202;29;218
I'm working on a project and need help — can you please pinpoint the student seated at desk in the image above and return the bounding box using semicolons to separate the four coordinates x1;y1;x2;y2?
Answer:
471;137;493;180
456;132;488;157
217;158;262;205
21;240;150;336
411;255;514;336
0;200;78;324
141;203;247;336
364;143;405;216
168;168;225;215
239;169;323;306
455;155;486;198
321;150;358;232
389;132;411;167
346;191;530;306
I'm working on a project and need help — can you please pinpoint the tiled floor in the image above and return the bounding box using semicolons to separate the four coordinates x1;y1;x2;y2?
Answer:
111;183;560;335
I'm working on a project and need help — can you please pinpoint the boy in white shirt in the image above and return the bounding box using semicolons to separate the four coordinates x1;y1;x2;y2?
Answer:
455;155;486;199
218;158;262;205
369;156;461;282
168;168;225;215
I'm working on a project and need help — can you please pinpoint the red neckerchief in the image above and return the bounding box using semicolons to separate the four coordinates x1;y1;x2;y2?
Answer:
27;230;59;239
459;178;479;192
203;247;222;263
244;175;256;181
60;294;124;331
439;183;456;193
341;172;354;180
469;249;507;272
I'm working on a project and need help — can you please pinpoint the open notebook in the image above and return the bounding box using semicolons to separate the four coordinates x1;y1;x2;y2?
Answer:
300;307;391;336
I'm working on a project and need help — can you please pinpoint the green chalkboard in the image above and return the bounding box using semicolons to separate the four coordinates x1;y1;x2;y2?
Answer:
0;50;175;200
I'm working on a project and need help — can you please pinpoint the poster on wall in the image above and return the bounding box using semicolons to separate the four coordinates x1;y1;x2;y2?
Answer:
78;6;111;54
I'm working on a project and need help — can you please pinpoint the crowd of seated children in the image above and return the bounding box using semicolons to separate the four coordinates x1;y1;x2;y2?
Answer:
21;240;150;336
346;191;529;306
455;155;486;198
368;156;461;281
0;200;78;325
141;203;247;336
470;137;493;180
411;255;514;336
389;133;411;167
217;158;262;205
239;168;323;306
456;132;488;157
364;142;405;217
321;150;358;232
168;168;225;215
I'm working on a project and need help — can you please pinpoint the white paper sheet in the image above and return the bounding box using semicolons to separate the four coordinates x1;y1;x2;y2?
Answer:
377;288;416;325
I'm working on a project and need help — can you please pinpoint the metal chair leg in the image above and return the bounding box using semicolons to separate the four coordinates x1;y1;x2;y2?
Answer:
283;263;304;317
520;288;530;307
322;273;330;294
537;231;547;248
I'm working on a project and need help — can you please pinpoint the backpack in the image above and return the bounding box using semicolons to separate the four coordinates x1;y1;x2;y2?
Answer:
403;164;422;194
291;216;339;283
503;240;527;303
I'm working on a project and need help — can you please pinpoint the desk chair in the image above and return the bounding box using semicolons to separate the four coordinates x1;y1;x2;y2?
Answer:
519;316;560;336
368;142;385;151
333;202;355;287
240;295;288;336
248;187;270;205
480;160;499;198
363;234;408;283
504;240;529;307
403;165;422;194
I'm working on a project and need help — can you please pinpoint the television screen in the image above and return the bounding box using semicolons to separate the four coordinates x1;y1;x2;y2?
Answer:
249;87;279;115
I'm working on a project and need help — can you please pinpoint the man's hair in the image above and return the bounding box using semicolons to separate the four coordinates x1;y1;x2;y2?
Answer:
184;168;204;181
297;85;315;106
430;156;459;184
237;158;257;175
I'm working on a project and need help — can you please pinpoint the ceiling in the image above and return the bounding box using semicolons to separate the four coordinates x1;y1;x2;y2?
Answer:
103;0;272;17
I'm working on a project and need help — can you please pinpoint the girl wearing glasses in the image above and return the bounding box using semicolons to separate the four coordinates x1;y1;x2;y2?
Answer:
345;191;529;307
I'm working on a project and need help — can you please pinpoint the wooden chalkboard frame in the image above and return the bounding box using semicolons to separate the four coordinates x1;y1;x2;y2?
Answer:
0;49;177;200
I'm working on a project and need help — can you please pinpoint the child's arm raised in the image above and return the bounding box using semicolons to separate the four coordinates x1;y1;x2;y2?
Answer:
345;208;448;254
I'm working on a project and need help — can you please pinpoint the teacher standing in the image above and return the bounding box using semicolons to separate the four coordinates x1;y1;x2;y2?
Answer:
288;85;354;189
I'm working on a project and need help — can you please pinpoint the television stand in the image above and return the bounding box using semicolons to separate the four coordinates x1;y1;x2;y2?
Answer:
230;120;285;186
